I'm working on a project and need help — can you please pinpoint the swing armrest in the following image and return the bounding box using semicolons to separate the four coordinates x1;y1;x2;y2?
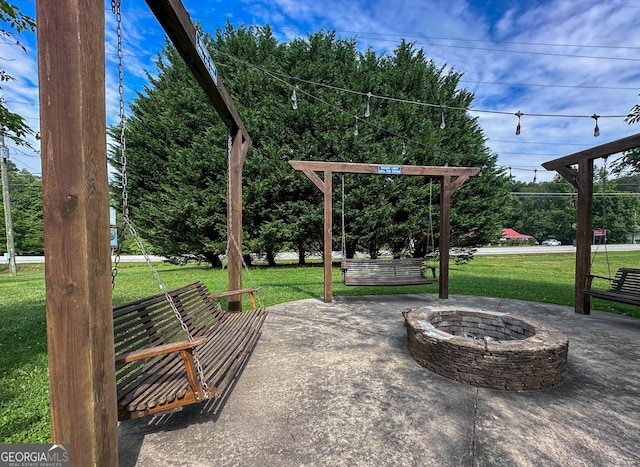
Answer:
421;265;437;278
115;335;209;366
585;274;610;289
210;287;261;310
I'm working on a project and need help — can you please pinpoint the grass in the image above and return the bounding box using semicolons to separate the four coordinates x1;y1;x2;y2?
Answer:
1;251;638;443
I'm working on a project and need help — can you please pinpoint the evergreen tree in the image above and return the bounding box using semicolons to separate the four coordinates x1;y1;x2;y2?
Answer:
114;24;511;265
0;160;43;254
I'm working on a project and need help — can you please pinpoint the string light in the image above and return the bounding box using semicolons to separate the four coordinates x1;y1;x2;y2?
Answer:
592;114;600;137
212;51;620;184
365;92;372;118
291;83;298;110
215;49;628;139
514;111;523;136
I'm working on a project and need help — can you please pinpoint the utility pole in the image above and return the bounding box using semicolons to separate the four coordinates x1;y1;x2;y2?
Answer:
1;133;17;276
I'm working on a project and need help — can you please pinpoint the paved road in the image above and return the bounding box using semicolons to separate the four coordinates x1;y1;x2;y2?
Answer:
474;243;640;255
3;244;640;264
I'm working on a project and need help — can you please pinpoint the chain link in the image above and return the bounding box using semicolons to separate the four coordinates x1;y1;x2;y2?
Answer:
111;0;125;290
109;1;209;396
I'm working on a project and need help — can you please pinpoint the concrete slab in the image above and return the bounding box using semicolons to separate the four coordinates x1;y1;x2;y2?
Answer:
118;294;640;466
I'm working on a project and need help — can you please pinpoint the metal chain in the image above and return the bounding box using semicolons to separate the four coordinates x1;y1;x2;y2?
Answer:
109;1;209;396
428;179;435;254
111;0;126;290
601;156;612;281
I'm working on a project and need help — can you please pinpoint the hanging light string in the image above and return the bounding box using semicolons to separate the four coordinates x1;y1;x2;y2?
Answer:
212;49;628;131
253;62;430;155
211;50;621;176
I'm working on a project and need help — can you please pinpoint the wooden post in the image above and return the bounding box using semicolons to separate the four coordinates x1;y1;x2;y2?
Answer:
227;127;247;311
439;176;451;299
324;169;333;303
36;0;117;464
575;159;594;314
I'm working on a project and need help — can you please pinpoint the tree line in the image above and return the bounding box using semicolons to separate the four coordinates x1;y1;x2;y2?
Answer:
3;24;640;261
108;24;510;267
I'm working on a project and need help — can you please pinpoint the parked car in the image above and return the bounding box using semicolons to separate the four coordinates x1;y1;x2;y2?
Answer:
542;239;561;246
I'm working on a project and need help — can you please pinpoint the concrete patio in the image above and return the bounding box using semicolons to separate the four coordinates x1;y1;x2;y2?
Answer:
118;294;640;466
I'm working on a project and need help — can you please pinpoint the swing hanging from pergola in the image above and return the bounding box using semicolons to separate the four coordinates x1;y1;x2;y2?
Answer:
338;174;438;286
289;160;480;302
542;131;640;314
36;0;259;463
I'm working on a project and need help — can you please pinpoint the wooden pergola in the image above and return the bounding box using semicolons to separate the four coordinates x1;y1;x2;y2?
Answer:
36;0;250;464
289;161;480;303
542;132;640;315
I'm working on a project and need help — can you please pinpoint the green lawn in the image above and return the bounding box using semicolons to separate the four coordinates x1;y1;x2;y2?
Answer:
1;251;638;443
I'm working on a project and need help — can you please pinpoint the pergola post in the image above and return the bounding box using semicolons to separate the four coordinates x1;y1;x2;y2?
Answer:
227;126;249;311
575;159;594;314
323;169;334;303
439;176;451;299
36;0;117;464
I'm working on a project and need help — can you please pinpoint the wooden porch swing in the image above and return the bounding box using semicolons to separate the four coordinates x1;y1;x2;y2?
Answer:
37;0;266;459
109;1;266;420
339;175;437;286
580;157;640;306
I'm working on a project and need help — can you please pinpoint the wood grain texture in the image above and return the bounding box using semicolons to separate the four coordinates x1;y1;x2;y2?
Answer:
37;0;117;464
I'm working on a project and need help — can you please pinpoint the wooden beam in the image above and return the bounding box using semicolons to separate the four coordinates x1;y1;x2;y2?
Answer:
323;169;333;303
542;132;640;171
144;0;251;146
289;160;479;177
227;128;246;311
145;0;252;303
555;166;578;186
36;0;117;464
575;159;594;314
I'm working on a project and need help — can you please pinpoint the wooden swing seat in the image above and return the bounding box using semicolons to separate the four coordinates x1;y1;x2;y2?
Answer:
113;281;267;420
584;268;640;306
341;257;437;286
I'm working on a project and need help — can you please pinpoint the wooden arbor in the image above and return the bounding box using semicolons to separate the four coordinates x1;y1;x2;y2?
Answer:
289;161;480;303
542;132;640;315
36;0;250;464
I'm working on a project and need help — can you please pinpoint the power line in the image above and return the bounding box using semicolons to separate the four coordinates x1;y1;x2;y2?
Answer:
459;79;638;91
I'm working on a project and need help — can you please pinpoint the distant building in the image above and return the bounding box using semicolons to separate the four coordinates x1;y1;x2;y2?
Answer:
500;228;537;246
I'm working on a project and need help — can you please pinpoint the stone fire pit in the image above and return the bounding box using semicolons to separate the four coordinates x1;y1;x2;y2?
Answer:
403;306;569;390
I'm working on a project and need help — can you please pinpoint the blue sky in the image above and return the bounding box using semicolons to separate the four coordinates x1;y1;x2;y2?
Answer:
3;0;640;181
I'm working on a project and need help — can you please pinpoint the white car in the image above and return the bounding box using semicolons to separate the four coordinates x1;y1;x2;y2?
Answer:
542;239;561;246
